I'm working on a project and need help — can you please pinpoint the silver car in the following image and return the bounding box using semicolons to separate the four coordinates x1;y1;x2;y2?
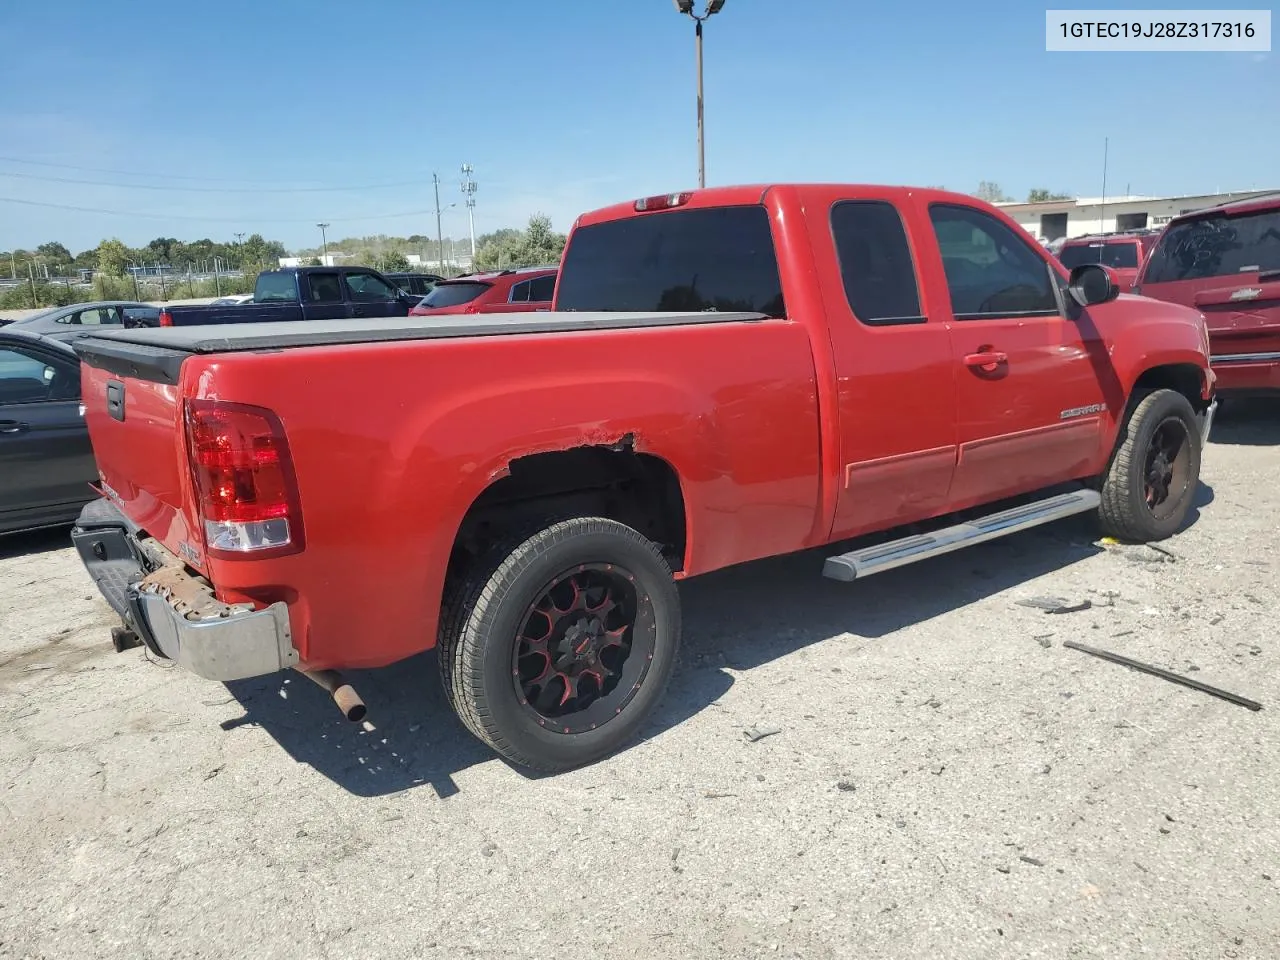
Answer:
6;301;159;342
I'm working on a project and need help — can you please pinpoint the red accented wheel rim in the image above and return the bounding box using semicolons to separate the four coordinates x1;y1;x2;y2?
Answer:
512;563;656;735
1144;417;1192;521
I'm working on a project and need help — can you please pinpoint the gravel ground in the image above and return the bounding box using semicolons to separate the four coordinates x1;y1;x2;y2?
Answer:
2;404;1279;960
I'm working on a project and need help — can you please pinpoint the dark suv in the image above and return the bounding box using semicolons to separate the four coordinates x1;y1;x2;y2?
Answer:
1056;231;1161;292
1135;194;1280;399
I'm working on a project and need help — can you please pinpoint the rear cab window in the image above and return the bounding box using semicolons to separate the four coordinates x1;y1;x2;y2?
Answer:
257;272;301;303
1059;241;1140;270
830;200;924;325
420;281;493;308
1143;207;1280;284
554;205;786;316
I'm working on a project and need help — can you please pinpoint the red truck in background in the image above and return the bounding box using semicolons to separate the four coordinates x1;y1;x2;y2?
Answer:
1056;230;1161;292
1134;193;1280;400
69;184;1216;773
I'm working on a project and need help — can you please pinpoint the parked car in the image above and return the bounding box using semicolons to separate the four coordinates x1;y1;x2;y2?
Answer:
138;266;422;327
208;294;255;306
69;183;1214;773
7;301;156;342
409;266;557;315
384;272;444;299
1055;231;1161;292
1134;193;1280;399
0;327;97;536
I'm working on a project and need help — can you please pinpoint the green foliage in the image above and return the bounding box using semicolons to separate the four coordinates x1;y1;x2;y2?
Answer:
300;256;321;267
95;238;132;277
974;181;1014;203
473;214;566;272
1027;188;1074;202
381;250;411;272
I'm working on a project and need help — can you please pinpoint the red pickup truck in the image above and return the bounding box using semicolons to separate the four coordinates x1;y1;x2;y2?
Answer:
69;184;1216;773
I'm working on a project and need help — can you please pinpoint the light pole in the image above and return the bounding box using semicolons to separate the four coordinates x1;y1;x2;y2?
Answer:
461;164;477;263
673;0;725;189
234;232;245;270
317;222;330;265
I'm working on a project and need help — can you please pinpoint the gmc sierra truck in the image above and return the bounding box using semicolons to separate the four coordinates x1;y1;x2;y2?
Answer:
69;184;1216;773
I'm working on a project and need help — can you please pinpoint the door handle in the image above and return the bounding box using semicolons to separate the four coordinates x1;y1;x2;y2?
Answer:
964;350;1008;373
0;420;30;434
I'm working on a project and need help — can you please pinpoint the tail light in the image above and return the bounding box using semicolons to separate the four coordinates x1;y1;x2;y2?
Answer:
159;309;173;327
184;399;305;558
635;192;692;212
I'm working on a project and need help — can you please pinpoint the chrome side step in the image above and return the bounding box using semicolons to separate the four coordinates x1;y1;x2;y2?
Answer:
822;488;1102;582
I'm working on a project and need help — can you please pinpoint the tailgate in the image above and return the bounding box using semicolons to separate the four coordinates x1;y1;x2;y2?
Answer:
75;341;203;569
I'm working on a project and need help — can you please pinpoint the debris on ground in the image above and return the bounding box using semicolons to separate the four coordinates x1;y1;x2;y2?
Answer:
1017;596;1093;614
836;781;856;792
203;765;225;781
744;725;782;743
1063;640;1263;712
1019;855;1046;867
1034;634;1054;648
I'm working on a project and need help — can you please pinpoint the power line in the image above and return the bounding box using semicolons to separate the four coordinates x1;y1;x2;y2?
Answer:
0;196;446;224
0;169;424;194
0;153;390;185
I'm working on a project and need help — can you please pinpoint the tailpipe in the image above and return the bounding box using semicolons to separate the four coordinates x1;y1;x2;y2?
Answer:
296;668;367;722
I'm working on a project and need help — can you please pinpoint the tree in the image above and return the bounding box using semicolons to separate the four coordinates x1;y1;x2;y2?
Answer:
974;181;1014;203
35;241;72;264
473;214;567;272
95;238;132;277
382;250;411;272
1027;188;1073;202
300;256;321;267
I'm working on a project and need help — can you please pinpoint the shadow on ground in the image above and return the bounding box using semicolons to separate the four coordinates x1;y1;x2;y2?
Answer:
1209;398;1280;447
225;504;1165;799
0;526;72;561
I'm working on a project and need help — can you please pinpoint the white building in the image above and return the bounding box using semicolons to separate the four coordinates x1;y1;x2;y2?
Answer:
997;189;1279;242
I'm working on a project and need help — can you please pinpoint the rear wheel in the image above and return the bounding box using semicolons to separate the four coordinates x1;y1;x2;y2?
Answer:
1098;388;1202;541
437;516;680;772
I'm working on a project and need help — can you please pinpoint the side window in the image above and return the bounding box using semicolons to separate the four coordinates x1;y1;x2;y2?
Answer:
830;200;924;326
306;272;343;302
528;275;557;302
508;280;531;303
345;272;399;301
76;308;111;326
928;204;1059;319
0;347;78;404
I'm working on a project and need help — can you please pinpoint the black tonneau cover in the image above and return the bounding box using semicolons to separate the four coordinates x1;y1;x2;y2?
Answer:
72;310;769;385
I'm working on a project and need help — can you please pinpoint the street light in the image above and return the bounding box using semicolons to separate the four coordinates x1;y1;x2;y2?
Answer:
672;0;727;188
317;222;331;265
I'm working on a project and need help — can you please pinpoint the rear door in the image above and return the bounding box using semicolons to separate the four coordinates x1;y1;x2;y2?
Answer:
343;270;409;318
527;273;556;311
0;340;95;528
800;192;959;538
497;278;541;313
297;270;353;321
919;200;1106;507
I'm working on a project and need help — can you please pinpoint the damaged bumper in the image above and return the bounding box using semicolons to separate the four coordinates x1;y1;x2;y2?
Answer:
72;498;298;682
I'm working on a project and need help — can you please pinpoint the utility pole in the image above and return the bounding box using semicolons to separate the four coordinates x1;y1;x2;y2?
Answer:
673;0;727;189
1099;137;1109;234
317;222;330;265
27;261;37;308
461;164;477;262
433;173;445;273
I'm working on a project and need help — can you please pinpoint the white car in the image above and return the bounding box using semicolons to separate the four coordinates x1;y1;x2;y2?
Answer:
208;294;254;306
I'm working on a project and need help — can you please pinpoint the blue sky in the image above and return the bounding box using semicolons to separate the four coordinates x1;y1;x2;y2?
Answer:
0;0;1274;253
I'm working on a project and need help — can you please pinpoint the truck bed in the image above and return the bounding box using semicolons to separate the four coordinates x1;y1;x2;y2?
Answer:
72;310;769;383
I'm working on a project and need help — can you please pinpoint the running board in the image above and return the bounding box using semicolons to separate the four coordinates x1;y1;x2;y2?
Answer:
822;489;1101;582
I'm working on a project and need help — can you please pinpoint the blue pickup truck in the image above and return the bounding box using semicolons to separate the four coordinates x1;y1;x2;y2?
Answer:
148;266;424;327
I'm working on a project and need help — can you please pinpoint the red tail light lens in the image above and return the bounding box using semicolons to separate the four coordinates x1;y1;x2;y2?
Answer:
159;310;173;327
184;399;304;558
635;192;692;212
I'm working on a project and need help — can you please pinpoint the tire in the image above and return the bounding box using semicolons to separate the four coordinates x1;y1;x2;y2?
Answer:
1098;388;1202;542
437;516;681;772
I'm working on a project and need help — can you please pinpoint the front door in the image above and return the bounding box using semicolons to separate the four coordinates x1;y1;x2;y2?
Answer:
922;201;1107;507
344;270;409;318
803;192;958;539
0;341;96;529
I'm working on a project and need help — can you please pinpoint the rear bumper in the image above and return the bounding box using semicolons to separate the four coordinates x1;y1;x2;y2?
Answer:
72;498;298;682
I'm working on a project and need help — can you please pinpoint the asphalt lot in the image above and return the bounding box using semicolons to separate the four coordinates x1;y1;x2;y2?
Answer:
2;402;1279;960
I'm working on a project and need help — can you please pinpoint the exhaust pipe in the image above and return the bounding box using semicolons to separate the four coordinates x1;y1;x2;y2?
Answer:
296;668;367;722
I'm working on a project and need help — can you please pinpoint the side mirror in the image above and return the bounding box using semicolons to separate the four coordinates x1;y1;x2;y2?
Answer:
1067;263;1120;308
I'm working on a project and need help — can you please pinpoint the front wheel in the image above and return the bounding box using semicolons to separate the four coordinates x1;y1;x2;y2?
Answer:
437;516;681;772
1098;388;1203;541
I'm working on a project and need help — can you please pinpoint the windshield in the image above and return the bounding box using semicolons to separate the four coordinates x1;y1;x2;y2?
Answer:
1143;208;1280;283
420;281;491;308
1059;241;1139;269
255;272;300;303
554;204;786;316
